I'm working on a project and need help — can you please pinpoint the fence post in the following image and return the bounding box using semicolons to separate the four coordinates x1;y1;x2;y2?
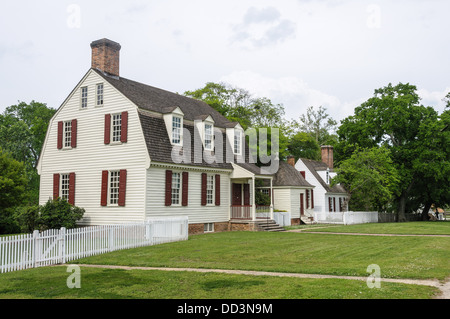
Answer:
32;230;39;268
59;227;66;264
109;226;115;252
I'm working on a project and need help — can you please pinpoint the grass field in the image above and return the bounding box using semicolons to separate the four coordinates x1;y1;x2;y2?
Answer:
0;222;448;299
0;266;438;299
298;221;450;235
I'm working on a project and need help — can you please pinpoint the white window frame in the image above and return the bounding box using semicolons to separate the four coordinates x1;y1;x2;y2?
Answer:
204;122;214;151
204;223;214;233
171;172;182;206
63;121;72;149
108;170;120;206
234;129;242;155
60;173;70;201
96;83;104;106
80;86;88;109
172;116;182;145
206;174;215;205
111;113;122;143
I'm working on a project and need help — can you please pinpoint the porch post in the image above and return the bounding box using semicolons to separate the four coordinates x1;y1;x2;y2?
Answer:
270;178;274;220
251;176;256;221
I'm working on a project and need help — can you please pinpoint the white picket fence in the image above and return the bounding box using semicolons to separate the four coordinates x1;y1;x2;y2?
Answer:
0;217;188;274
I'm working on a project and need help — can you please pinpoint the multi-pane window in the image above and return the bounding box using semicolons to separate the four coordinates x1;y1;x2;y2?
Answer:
204;223;214;233
204;123;213;150
96;83;104;106
81;87;88;108
64;121;72;148
171;172;181;205
61;174;70;201
109;171;120;205
172;116;182;145
112;113;122;142
234;129;241;154
206;175;214;205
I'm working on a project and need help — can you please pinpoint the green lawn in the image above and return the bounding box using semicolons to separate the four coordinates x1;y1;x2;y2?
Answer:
0;265;439;299
299;221;450;235
72;231;450;281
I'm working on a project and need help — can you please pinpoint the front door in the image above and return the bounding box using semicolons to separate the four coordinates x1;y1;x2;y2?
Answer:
232;183;242;206
300;193;304;216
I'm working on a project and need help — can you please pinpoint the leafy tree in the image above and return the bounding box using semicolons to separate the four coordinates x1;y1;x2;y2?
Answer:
291;106;338;145
337;83;445;221
0;101;56;204
0;148;28;234
332;147;400;212
287;131;321;161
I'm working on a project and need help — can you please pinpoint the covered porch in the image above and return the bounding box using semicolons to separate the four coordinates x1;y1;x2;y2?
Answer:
229;163;273;221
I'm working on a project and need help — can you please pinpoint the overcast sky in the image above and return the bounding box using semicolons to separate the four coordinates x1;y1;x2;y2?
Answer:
1;0;449;123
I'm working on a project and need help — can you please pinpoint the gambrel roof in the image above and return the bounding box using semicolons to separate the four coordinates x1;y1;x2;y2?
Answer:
93;69;232;128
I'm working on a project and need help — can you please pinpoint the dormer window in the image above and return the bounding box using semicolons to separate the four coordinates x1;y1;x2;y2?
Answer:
204;123;213;150
234;129;242;155
172;116;182;145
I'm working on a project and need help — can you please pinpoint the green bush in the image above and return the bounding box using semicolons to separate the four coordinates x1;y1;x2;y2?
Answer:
13;205;40;233
38;198;85;230
0;209;21;235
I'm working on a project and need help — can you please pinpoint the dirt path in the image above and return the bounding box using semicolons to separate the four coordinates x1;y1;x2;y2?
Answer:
74;264;450;299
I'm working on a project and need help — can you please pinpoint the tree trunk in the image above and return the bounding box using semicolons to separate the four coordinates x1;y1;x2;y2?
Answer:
397;194;407;222
421;202;432;221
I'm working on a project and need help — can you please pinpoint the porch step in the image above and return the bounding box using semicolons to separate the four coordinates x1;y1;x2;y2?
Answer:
300;216;316;225
255;219;285;232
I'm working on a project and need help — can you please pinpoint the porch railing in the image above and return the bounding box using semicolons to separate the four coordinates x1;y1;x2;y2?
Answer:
230;205;252;219
230;205;273;220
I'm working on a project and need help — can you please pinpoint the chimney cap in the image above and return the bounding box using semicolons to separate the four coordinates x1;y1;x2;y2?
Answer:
321;145;334;149
90;38;121;50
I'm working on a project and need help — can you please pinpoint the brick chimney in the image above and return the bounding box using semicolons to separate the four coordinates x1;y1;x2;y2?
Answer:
287;155;295;167
321;145;334;169
90;38;121;77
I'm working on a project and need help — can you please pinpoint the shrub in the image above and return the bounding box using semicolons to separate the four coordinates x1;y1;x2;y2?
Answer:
38;198;85;230
14;205;40;233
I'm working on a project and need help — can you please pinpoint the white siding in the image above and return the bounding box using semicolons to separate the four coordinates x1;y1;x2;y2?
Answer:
145;165;231;224
273;188;290;212
295;159;327;213
38;70;150;225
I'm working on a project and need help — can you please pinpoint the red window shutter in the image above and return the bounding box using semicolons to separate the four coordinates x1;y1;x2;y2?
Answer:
201;173;207;206
53;174;60;200
101;170;109;206
71;119;77;148
118;169;127;206
328;198;332;212
104;114;111;145
333;197;336;212
165;170;172;206
57;121;63;149
339;197;342;212
306;189;309;209
311;189;314;209
182;172;189;206
69;173;76;205
215;174;220;206
243;184;250;206
121;111;128;143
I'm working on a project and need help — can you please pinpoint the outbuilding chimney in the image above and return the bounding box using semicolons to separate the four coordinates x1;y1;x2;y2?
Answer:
90;38;121;77
321;145;334;169
287;155;296;167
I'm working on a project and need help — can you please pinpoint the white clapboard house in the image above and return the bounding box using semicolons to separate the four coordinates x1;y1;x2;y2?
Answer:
37;38;315;234
295;146;349;220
